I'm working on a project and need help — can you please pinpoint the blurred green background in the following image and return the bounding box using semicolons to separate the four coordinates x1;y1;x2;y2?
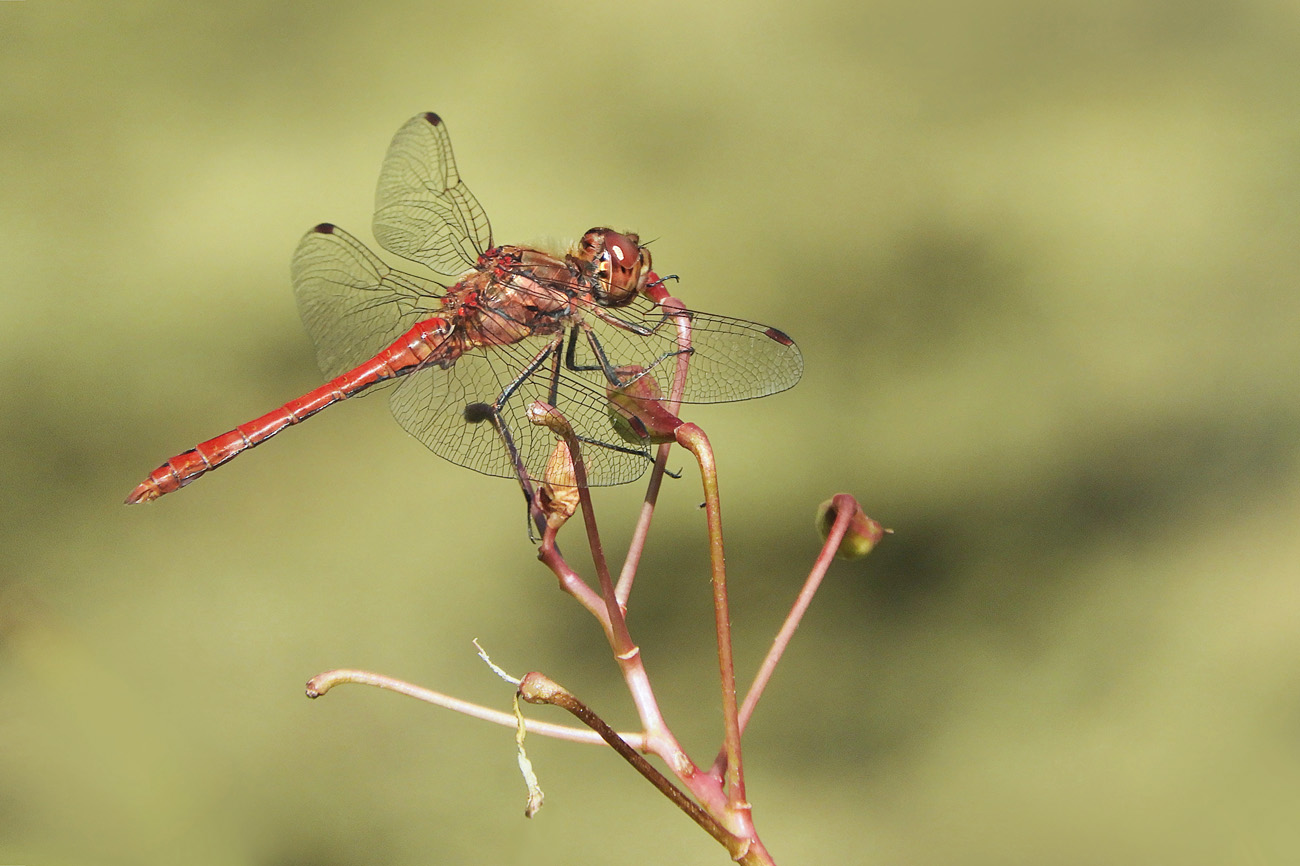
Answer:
3;1;1298;863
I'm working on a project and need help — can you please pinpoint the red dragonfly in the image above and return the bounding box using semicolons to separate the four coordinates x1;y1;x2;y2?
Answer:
126;113;802;505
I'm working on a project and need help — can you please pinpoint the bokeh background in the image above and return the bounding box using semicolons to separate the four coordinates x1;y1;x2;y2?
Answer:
3;1;1298;863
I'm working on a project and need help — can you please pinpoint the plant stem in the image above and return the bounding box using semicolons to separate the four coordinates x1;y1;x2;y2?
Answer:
616;292;692;606
709;494;860;778
305;668;645;747
530;403;679;748
738;493;854;727
674;422;747;813
532;403;634;656
519;672;775;866
616;441;672;606
538;527;607;620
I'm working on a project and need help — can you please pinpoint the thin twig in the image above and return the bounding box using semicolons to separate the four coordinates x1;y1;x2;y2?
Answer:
709;494;857;779
305;668;646;748
616;294;693;605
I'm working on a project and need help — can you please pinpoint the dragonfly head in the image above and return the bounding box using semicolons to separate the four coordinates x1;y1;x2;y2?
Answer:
574;228;652;307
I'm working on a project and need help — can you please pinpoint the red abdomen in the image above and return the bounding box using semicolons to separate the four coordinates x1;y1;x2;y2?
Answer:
125;317;453;504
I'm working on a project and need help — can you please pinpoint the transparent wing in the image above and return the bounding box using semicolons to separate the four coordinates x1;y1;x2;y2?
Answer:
389;332;652;487
291;223;447;378
372;112;493;276
565;294;804;405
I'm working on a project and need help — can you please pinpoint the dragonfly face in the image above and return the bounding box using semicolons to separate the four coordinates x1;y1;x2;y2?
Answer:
572;228;652;308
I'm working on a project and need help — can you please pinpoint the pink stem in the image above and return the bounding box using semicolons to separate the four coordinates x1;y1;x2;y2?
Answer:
532;404;678;749
710;493;856;777
675;422;750;820
305;668;646;748
616;294;692;605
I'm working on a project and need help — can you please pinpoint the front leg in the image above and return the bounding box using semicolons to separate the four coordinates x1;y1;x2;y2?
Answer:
564;322;691;390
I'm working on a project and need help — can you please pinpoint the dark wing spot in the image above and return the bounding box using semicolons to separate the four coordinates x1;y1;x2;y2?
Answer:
764;327;795;347
463;402;495;424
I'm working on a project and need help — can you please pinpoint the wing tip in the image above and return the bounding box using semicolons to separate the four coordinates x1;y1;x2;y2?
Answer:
763;327;795;347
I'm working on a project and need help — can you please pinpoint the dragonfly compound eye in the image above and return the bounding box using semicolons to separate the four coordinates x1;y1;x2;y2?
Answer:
595;231;648;307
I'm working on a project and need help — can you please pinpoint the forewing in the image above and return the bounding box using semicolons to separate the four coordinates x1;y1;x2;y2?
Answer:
291;223;446;378
372;113;492;275
566;297;804;404
389;333;651;487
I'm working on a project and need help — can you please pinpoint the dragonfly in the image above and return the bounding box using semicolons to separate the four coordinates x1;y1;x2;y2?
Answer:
126;112;802;506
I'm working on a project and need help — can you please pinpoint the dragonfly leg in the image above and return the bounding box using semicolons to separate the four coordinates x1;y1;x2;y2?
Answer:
571;433;654;458
491;336;565;413
462;337;566;516
563;324;636;385
463;400;546;539
563;324;690;390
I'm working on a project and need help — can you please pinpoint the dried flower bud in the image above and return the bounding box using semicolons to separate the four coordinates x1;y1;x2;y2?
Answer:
536;440;580;529
816;496;887;559
606;365;682;445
